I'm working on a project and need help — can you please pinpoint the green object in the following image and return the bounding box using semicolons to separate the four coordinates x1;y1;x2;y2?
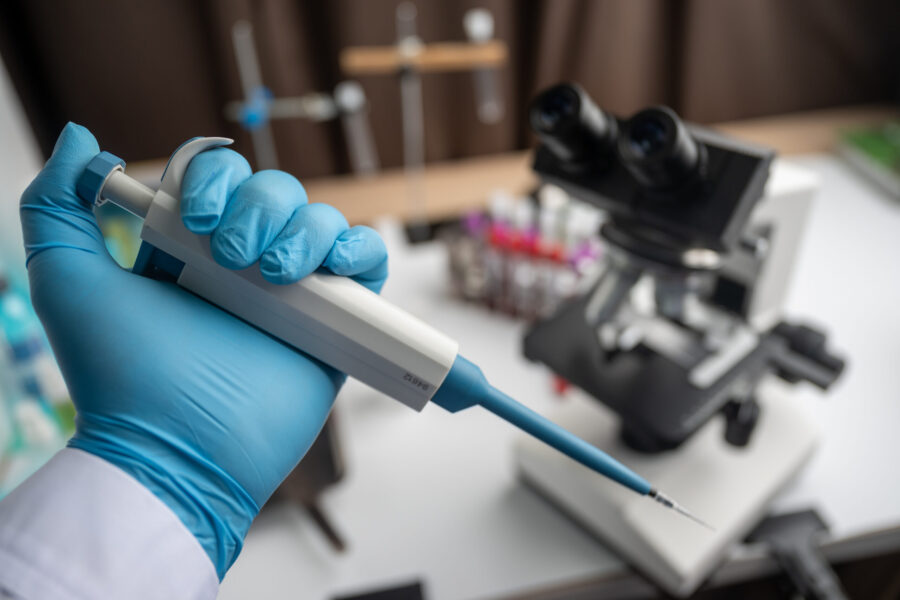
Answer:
839;122;900;198
53;401;76;434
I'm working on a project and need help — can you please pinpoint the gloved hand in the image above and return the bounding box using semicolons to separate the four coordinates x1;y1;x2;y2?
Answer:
20;123;388;578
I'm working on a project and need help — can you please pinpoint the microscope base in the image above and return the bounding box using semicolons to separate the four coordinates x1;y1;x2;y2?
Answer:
514;378;818;598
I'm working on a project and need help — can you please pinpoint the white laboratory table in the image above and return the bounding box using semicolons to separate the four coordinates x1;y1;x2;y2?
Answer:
218;155;900;600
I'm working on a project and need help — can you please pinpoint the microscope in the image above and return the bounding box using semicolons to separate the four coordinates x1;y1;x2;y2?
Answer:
514;84;845;597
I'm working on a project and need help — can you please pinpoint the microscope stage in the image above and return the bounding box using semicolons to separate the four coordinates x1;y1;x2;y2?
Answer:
514;377;818;597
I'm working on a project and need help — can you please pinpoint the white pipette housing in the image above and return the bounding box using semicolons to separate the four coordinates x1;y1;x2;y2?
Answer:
80;138;459;410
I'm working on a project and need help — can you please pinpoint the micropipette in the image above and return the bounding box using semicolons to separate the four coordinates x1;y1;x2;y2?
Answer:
76;137;710;528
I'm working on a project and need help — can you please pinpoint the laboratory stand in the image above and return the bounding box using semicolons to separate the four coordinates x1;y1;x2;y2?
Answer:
225;20;379;175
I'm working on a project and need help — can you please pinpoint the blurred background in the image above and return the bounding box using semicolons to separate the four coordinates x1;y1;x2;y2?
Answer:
0;1;899;600
1;0;897;176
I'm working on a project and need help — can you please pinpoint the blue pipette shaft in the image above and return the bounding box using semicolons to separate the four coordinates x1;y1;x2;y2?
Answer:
431;356;712;527
478;383;653;495
431;355;652;495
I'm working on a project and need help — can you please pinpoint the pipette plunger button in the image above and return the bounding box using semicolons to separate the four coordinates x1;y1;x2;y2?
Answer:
77;151;125;207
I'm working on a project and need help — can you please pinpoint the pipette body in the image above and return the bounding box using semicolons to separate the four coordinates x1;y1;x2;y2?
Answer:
76;137;707;524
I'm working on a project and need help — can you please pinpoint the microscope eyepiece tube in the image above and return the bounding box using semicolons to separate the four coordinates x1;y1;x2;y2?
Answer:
530;83;616;168
617;106;703;190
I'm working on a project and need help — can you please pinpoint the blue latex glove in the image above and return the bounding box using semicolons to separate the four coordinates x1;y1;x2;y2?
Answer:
19;123;388;578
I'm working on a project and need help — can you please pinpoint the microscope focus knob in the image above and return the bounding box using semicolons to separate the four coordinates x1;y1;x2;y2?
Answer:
722;398;760;448
775;323;847;381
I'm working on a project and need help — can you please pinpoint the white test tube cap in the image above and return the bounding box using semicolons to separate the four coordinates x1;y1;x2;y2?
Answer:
538;184;568;211
512;197;535;231
488;189;515;223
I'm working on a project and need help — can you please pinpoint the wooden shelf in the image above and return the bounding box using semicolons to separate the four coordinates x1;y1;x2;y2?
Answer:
340;40;507;75
304;151;534;225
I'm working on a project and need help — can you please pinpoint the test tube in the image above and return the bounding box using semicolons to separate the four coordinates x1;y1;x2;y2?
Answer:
485;190;514;310
567;203;604;275
536;185;569;315
453;212;489;301
509;199;537;318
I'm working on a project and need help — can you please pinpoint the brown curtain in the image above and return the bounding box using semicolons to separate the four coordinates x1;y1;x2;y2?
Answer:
1;0;896;179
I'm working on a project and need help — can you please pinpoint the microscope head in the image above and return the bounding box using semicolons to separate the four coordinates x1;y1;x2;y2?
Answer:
530;83;774;266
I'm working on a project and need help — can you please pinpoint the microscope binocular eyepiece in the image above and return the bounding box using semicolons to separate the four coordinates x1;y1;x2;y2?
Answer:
618;107;704;190
529;83;617;167
530;82;774;254
530;85;704;190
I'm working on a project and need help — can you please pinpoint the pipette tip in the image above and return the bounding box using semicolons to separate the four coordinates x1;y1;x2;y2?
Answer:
648;489;716;531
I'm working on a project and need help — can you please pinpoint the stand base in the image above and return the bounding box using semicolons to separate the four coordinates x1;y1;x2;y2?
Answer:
514;378;819;598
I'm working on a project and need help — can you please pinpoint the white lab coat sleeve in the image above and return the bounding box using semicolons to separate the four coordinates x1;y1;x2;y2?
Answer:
0;448;218;600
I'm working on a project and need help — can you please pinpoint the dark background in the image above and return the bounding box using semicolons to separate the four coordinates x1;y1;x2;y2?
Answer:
1;0;897;178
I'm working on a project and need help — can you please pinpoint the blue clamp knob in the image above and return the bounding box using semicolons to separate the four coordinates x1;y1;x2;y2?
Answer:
76;151;126;206
239;86;273;130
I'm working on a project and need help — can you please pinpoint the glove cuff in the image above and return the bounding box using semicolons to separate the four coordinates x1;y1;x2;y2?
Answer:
67;425;258;579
